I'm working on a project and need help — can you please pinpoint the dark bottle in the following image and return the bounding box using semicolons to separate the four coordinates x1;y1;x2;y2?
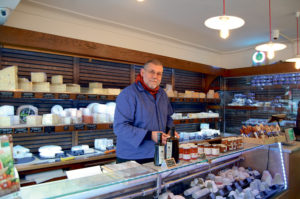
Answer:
165;127;179;163
154;132;165;166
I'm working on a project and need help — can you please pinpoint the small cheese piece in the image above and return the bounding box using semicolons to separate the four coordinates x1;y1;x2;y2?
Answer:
89;82;103;89
66;84;80;93
50;84;66;93
199;92;206;98
88;88;105;94
0;105;14;116
42;114;60;125
214;92;220;99
0;66;18;91
33;82;50;92
26;115;42;126
207;90;215;99
19;80;33;91
11;115;20;125
31;72;47;83
51;75;63;84
106;88;121;95
62;117;72;125
17;105;38;124
0;116;12;127
51;105;64;115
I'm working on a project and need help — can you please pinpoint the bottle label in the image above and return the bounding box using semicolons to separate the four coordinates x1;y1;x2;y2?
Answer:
212;148;220;156
166;142;172;159
183;154;191;161
158;146;164;165
204;148;212;155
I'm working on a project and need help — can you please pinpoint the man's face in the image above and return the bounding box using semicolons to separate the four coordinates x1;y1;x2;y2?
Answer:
141;63;163;89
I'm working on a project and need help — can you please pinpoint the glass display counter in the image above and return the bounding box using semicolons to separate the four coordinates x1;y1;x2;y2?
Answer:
10;142;287;199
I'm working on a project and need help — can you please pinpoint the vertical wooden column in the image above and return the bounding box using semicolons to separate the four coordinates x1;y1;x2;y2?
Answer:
73;57;79;84
171;69;175;89
72;131;79;146
0;47;2;69
130;64;136;84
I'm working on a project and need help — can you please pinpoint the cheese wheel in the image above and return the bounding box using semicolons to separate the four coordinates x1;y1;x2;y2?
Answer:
51;105;64;115
0;105;14;116
31;72;47;83
26;115;42;126
51;75;63;84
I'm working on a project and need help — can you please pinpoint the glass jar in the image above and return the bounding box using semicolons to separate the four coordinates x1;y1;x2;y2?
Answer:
183;145;191;161
219;144;227;153
211;144;220;156
179;144;184;160
237;137;243;149
197;144;204;154
204;144;212;156
191;145;198;160
227;138;234;151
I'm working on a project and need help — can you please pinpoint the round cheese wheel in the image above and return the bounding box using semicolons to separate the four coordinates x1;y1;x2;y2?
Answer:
51;105;63;115
39;145;62;153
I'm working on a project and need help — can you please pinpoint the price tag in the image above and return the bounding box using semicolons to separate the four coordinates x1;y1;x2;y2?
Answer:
163;158;177;168
30;127;43;133
44;126;55;133
22;92;35;98
74;124;85;130
63;125;70;131
87;95;98;100
77;94;86;100
0;91;14;98
15;128;28;134
100;95;107;100
43;93;55;99
0;128;13;134
59;93;70;99
87;124;97;130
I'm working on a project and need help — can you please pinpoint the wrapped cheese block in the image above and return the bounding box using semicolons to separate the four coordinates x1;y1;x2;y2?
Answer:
50;84;66;93
88;88;105;94
26;115;42;126
33;82;50;92
199;92;206;98
207;90;215;99
106;88;121;95
66;84;80;93
0;66;18;91
31;72;47;83
51;75;63;84
42;114;60;125
89;82;103;89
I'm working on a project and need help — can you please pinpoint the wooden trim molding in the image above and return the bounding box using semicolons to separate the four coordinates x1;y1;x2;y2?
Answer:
223;62;298;77
0;26;224;76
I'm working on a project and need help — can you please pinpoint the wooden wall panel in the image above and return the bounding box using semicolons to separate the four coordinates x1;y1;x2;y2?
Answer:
174;69;205;92
0;48;74;83
79;58;131;88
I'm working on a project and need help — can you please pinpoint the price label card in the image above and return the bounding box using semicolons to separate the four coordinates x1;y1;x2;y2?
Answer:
164;158;177;168
100;95;107;100
63;125;70;131
74;124;85;130
77;94;86;100
44;126;55;133
43;93;55;99
22;92;35;98
15;128;28;134
59;93;70;99
0;91;14;98
87;124;97;130
0;128;13;134
87;95;98;100
30;127;43;133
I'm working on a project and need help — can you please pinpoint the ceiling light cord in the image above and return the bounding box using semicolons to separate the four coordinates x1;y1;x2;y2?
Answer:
223;0;225;15
269;0;272;41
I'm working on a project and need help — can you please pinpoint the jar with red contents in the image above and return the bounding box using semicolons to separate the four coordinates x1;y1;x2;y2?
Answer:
179;144;184;160
227;138;234;151
211;144;220;156
183;145;191;161
197;144;204;154
204;144;212;156
219;144;227;153
191;145;198;160
237;137;243;149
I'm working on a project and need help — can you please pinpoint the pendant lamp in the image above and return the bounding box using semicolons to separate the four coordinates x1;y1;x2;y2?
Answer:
255;0;286;59
204;0;245;39
286;12;300;69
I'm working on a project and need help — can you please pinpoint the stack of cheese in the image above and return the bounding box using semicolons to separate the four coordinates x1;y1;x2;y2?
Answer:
18;78;32;91
85;82;121;95
0;66;18;91
50;75;66;93
39;145;63;158
0;105;19;127
31;72;50;92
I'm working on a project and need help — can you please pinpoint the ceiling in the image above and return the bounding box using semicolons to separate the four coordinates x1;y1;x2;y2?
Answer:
28;0;300;53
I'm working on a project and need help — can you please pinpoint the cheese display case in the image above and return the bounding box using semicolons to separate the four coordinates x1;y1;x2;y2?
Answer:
223;73;299;135
11;142;287;199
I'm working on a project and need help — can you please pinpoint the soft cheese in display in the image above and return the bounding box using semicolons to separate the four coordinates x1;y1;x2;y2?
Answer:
66;84;80;93
42;114;60;125
0;66;18;91
39;145;63;158
33;82;50;92
0;105;14;116
51;105;64;115
17;105;39;124
26;115;42;126
51;75;63;84
50;84;66;93
31;72;47;82
0;116;12;127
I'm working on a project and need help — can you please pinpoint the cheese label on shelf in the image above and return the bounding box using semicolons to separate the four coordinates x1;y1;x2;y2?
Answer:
59;94;70;99
0;91;14;98
21;92;35;98
30;127;43;133
0;128;13;134
15;128;28;134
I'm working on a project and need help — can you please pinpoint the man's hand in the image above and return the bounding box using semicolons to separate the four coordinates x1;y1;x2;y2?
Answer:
151;131;168;145
166;129;180;139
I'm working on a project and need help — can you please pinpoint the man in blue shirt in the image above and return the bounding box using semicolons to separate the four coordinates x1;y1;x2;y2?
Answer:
113;59;174;164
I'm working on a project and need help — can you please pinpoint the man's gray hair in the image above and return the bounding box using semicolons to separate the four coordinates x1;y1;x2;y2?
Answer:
144;59;163;69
